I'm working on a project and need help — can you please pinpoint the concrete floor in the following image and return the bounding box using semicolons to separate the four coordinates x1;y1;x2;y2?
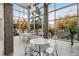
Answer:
56;40;79;56
0;39;4;56
0;36;79;56
13;36;26;56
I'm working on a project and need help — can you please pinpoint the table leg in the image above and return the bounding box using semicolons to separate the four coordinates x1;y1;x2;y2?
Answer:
39;45;41;56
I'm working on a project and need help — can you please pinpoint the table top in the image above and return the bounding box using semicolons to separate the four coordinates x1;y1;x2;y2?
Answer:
30;38;49;45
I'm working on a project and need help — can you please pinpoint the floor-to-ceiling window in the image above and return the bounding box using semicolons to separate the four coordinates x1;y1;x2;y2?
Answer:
48;3;77;43
30;3;44;36
12;3;77;43
30;3;77;42
55;3;77;42
13;4;28;35
48;4;55;38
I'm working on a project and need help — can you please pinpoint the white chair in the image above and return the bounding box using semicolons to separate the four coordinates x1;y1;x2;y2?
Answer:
22;33;34;56
19;33;33;55
19;33;23;40
23;33;38;56
43;39;58;56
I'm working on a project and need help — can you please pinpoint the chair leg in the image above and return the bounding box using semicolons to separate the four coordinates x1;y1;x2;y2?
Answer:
25;46;27;56
36;52;39;56
25;46;30;56
43;51;48;56
43;51;49;56
43;52;44;56
25;53;27;56
52;53;54;56
29;48;33;56
55;49;58;56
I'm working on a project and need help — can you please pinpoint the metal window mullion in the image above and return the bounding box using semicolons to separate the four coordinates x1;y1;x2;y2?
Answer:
19;7;20;33
27;7;30;32
33;12;36;33
42;16;44;37
13;9;27;14
77;3;79;41
54;3;57;39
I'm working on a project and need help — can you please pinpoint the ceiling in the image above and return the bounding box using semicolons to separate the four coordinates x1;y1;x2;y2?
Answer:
16;3;33;8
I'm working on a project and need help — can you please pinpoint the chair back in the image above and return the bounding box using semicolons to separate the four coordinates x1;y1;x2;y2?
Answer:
48;39;55;48
19;33;32;44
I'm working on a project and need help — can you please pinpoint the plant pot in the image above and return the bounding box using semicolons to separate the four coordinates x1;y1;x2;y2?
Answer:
71;37;74;45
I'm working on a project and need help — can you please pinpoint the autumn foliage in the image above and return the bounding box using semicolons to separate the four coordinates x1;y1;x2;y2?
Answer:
55;15;77;31
14;19;28;32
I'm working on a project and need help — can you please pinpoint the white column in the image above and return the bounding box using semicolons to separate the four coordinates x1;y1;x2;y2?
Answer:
0;3;4;40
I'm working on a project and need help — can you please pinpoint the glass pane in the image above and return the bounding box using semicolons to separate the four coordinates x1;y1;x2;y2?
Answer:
55;4;77;42
35;16;42;36
20;13;24;17
40;8;44;14
48;12;55;37
56;3;72;9
19;6;24;12
30;19;35;33
49;12;54;21
13;17;19;23
56;5;77;19
13;17;19;20
19;17;23;21
23;14;27;20
36;3;43;9
13;4;20;10
30;13;33;19
48;3;54;12
25;9;27;14
13;10;20;17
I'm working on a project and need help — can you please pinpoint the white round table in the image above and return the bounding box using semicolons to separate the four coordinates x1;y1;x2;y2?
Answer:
30;38;49;56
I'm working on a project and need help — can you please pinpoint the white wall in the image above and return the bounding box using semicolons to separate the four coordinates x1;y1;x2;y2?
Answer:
0;3;4;55
0;3;4;40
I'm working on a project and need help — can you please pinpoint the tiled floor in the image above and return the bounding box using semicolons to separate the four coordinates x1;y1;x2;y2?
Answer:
0;36;79;56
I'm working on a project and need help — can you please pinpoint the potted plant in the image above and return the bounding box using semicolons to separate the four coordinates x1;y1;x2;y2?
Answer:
67;17;77;45
67;24;77;45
